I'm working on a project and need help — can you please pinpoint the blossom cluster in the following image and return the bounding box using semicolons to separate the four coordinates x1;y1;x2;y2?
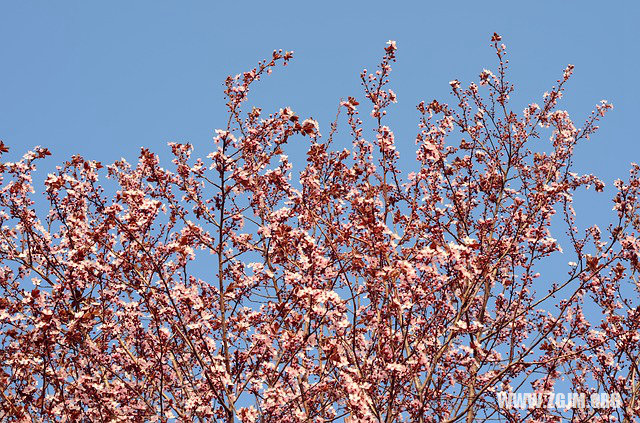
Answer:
0;36;639;422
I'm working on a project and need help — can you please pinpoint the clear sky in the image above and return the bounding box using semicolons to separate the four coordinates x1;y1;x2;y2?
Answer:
0;0;638;228
0;1;638;408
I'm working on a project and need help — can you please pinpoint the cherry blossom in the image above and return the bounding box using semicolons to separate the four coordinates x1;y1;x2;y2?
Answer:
1;35;639;422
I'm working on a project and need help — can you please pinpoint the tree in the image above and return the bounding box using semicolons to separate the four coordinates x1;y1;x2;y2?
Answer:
1;34;639;423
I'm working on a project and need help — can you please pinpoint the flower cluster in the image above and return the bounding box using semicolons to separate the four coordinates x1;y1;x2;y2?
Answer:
0;35;638;423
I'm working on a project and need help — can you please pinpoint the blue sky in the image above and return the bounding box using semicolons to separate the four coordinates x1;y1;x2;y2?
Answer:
1;1;638;411
0;0;638;228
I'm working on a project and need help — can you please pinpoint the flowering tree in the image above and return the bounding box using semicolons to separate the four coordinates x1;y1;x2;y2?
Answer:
1;34;639;422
